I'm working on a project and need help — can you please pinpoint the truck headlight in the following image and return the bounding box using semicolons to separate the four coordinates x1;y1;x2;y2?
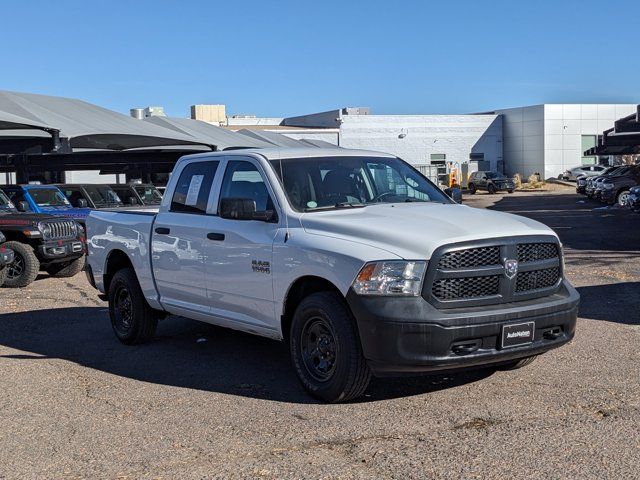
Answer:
352;261;426;296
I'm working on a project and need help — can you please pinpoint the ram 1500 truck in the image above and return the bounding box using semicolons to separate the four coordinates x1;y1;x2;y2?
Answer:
86;148;579;402
0;188;85;287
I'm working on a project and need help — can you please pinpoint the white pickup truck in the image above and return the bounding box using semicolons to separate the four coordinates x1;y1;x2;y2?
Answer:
86;148;579;402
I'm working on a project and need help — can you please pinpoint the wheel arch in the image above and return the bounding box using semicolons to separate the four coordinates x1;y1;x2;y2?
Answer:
281;275;344;340
103;249;134;295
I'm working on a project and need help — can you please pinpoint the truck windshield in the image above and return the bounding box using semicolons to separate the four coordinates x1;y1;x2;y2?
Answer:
29;188;71;207
84;186;123;206
270;156;450;212
0;190;17;212
134;186;163;205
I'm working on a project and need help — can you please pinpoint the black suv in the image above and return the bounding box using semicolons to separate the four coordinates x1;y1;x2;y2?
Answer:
56;184;124;209
468;171;515;194
599;165;640;206
109;183;163;206
0;232;15;287
0;188;85;287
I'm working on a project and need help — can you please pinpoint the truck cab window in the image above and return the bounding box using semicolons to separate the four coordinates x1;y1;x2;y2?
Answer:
170;161;218;214
219;161;274;212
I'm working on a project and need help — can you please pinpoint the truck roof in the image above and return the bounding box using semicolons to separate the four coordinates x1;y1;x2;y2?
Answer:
177;147;395;164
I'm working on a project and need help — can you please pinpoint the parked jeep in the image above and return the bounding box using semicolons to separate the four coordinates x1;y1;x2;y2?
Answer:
2;184;91;224
0;232;15;287
0;188;85;287
109;183;163;207
468;171;515;194
56;184;124;209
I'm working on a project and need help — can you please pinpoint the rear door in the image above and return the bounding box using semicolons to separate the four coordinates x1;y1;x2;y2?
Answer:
203;157;281;332
152;159;221;315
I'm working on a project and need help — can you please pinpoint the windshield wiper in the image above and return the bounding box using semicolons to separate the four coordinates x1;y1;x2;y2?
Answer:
304;202;367;212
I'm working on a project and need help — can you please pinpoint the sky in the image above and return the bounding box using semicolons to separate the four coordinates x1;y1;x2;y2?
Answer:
1;0;638;118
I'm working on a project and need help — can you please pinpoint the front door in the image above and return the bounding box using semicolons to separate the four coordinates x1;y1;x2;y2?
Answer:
152;159;220;314
204;158;280;332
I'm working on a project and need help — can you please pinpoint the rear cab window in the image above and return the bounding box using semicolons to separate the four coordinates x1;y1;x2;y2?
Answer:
170;161;219;214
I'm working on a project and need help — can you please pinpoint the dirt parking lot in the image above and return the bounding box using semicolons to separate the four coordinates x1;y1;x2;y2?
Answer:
0;189;638;479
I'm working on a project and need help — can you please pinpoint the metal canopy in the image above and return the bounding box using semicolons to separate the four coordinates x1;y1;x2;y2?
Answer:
584;105;640;156
236;128;309;148
0;90;213;151
143;116;274;150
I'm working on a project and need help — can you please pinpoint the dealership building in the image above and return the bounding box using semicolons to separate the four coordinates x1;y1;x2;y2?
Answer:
213;103;639;181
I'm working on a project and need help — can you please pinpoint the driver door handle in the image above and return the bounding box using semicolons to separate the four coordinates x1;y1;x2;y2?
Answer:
155;227;170;235
207;232;225;241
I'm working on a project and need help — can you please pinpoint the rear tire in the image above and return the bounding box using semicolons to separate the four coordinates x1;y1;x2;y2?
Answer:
108;268;159;345
468;183;476;194
488;184;496;194
0;267;7;287
616;189;630;207
45;256;85;278
507;189;514;194
498;355;537;371
1;241;39;288
290;291;371;403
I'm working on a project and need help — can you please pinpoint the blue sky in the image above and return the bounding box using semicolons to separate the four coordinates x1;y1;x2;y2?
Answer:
2;0;638;118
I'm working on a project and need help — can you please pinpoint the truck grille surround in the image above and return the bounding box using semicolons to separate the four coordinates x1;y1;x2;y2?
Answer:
42;220;78;240
426;237;562;308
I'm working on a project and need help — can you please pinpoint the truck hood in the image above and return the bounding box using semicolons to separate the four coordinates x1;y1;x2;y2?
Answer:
0;212;66;227
300;203;557;259
38;207;92;219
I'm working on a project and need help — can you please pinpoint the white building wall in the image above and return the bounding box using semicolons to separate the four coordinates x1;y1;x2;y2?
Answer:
497;104;638;179
336;114;503;170
543;104;636;179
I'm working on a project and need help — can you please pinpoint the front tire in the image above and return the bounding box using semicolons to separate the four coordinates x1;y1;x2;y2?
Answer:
487;184;496;194
468;183;476;194
507;189;514;194
45;256;85;278
290;291;371;403
617;189;630;207
1;241;39;288
108;268;159;345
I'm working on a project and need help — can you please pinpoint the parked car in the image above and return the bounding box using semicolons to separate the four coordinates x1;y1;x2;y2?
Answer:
584;166;630;199
576;166;618;194
1;184;92;223
56;184;124;209
562;164;609;182
628;186;640;213
0;188;85;287
109;183;163;207
0;232;15;287
600;165;640;206
467;171;515;194
86;148;579;403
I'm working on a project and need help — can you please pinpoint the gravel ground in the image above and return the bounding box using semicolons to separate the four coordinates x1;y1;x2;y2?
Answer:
0;189;638;479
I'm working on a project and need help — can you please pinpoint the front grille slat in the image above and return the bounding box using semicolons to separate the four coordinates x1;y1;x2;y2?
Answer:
429;240;562;305
43;220;76;240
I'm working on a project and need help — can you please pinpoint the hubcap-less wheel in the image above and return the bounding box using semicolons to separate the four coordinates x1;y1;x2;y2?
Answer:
301;317;338;382
618;191;630;206
7;254;24;280
113;285;134;336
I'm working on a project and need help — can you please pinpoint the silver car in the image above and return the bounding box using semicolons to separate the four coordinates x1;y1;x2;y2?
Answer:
562;164;609;181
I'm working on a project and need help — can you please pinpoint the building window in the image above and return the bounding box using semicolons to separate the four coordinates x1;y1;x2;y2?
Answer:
469;153;485;161
430;154;446;161
581;135;597;165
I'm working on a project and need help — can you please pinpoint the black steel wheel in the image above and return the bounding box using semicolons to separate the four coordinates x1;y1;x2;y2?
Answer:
290;291;371;403
108;268;159;345
487;183;496;194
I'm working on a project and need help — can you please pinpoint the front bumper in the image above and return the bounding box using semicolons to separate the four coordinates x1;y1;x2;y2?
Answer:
0;247;14;267
600;188;616;204
576;183;586;194
628;190;640;212
346;280;579;376
38;239;84;263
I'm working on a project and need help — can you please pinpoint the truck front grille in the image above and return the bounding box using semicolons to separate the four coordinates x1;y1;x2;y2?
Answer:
426;237;562;308
43;220;77;240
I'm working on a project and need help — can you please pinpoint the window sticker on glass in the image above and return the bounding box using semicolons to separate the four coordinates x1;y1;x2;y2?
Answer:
185;175;205;206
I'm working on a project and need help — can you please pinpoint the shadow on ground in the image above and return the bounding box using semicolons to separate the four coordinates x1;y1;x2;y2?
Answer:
0;307;494;403
576;282;640;325
488;193;640;252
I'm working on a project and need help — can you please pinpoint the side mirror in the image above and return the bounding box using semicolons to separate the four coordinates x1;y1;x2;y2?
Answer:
220;198;275;222
17;201;29;212
76;198;88;208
